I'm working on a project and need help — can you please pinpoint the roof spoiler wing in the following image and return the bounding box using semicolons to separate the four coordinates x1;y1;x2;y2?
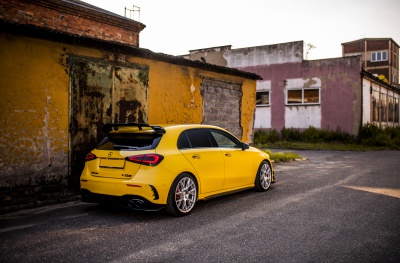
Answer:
102;123;166;134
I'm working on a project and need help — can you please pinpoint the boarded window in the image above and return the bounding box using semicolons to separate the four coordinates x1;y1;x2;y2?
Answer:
287;89;320;104
287;90;302;104
256;91;270;106
304;89;319;103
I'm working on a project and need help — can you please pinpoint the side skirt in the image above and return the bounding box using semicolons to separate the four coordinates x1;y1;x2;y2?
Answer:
200;186;254;201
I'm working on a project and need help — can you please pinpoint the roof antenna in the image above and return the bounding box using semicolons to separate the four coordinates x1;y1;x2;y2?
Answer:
125;5;141;21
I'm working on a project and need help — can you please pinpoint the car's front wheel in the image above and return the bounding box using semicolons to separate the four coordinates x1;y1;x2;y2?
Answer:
166;173;197;216
254;161;272;191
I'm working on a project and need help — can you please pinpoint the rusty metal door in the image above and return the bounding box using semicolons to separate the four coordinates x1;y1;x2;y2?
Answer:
68;57;148;191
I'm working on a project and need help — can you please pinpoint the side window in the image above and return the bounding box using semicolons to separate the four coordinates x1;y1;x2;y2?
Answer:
210;129;241;148
178;129;213;149
177;133;191;149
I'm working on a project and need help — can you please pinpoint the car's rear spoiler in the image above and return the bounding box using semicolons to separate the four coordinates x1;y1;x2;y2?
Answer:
102;123;166;134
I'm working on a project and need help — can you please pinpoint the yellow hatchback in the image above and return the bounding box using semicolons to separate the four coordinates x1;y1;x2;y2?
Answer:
80;123;274;216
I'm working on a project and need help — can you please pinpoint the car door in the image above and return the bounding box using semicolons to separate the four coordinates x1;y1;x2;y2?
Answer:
209;129;254;190
178;129;225;194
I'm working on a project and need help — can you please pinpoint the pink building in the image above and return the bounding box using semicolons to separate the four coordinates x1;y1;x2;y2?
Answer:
184;40;400;135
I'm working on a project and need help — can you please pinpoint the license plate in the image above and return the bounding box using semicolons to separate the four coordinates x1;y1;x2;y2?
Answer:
99;159;125;169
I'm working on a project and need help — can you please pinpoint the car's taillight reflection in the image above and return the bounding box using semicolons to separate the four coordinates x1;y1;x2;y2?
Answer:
126;154;164;166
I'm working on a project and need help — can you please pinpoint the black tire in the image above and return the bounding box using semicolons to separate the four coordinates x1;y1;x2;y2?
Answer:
254;161;272;191
166;173;198;216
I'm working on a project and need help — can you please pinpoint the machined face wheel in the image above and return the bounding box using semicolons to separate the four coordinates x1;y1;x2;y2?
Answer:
175;177;197;213
166;173;197;216
260;162;272;189
255;161;272;191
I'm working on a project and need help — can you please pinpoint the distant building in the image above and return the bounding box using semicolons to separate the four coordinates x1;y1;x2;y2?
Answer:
184;40;400;135
342;38;399;86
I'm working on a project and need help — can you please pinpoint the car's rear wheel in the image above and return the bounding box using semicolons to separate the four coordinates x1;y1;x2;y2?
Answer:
254;161;272;191
166;173;197;216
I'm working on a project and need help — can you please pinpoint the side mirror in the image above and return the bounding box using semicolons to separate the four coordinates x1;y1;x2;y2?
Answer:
241;142;249;150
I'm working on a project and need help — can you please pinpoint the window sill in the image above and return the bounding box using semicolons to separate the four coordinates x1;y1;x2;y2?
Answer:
285;103;320;106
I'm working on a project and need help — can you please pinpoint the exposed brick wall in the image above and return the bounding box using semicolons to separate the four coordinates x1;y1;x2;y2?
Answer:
367;39;389;51
0;0;145;46
342;40;363;54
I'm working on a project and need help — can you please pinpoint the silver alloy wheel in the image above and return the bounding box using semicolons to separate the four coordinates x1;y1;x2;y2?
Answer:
175;177;197;213
260;162;272;189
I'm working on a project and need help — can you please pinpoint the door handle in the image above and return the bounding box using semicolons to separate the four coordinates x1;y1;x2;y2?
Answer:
192;154;201;159
225;153;232;157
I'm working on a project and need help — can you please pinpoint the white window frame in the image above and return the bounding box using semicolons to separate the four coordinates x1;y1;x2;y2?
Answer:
286;88;321;105
371;51;388;62
256;90;270;107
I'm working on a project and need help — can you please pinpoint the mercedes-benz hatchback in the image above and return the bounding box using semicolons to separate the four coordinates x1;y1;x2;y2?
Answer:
80;123;274;216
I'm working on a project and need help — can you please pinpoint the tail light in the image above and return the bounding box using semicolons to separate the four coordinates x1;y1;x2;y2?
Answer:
125;154;164;166
85;152;97;162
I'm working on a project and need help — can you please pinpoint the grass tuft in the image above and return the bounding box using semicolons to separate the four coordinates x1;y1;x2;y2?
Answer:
264;149;302;163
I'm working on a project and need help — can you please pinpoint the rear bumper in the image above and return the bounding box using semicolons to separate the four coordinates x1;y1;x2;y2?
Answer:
80;163;174;204
81;189;164;211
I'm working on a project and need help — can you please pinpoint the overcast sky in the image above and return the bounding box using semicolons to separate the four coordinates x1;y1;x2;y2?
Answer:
82;0;400;60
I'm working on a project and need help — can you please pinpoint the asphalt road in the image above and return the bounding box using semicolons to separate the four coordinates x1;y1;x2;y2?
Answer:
1;150;399;263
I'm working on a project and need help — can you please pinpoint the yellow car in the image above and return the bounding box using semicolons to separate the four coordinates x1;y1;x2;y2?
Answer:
80;123;274;216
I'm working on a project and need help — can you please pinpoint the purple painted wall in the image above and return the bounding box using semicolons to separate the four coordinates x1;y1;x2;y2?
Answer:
239;56;363;135
304;58;362;134
241;62;302;131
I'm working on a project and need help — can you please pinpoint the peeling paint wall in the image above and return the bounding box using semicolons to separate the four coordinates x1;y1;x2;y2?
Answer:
0;31;257;201
187;41;400;135
224;42;304;68
68;57;149;190
238;51;363;135
143;60;256;142
228;42;364;135
284;78;322;129
0;33;70;198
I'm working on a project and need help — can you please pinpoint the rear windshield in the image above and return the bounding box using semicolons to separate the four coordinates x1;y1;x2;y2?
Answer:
96;133;162;151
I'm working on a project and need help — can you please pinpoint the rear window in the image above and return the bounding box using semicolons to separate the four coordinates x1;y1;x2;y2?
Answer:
96;133;162;151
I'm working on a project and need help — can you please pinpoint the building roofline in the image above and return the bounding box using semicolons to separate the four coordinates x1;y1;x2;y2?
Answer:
341;38;399;48
62;0;137;22
0;21;262;81
1;0;146;32
226;40;305;53
189;45;233;53
361;70;400;92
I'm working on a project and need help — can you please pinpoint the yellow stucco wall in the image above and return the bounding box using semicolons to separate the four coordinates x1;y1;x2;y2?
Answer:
0;31;256;192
